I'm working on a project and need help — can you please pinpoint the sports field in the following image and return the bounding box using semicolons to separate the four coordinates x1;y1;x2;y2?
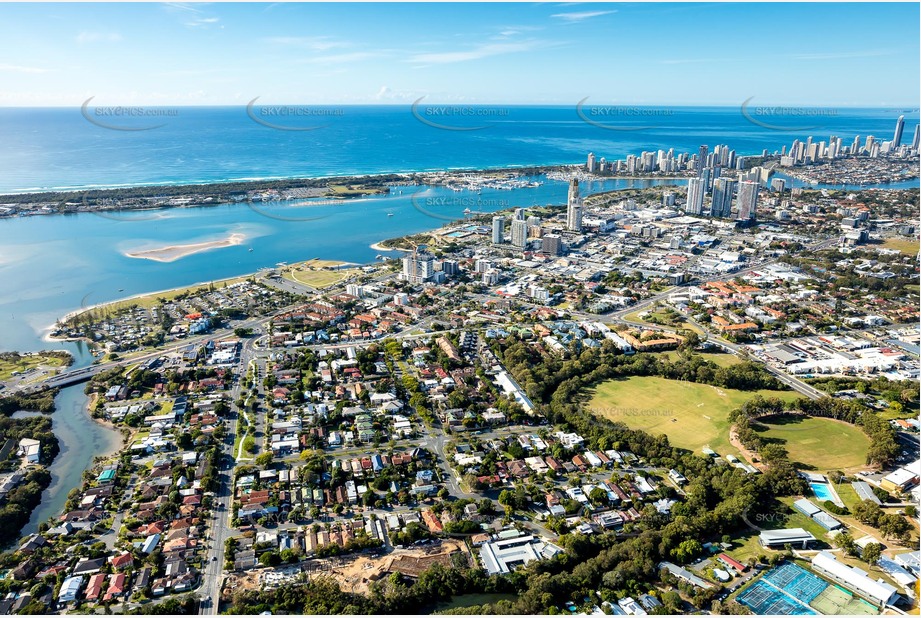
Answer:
283;259;358;289
659;350;742;368
882;238;919;256
586;376;800;455
752;415;870;471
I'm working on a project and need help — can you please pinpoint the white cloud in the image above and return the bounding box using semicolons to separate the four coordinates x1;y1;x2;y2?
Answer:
550;10;615;22
184;16;220;28
409;40;544;65
162;2;204;14
371;86;417;102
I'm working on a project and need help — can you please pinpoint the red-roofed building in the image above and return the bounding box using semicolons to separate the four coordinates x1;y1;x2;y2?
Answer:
717;553;748;573
109;551;134;570
422;509;443;534
104;573;128;602
85;573;106;602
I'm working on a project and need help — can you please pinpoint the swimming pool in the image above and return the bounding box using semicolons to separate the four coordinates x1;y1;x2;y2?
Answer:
810;482;834;502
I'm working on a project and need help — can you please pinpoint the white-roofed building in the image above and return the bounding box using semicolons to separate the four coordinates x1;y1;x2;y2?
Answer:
58;576;84;604
758;528;816;549
478;533;563;576
811;551;899;607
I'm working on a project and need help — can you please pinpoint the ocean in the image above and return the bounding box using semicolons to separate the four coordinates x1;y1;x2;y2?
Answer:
1;105;917;193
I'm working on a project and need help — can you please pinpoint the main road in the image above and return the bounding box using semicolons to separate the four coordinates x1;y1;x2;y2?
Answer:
197;335;261;614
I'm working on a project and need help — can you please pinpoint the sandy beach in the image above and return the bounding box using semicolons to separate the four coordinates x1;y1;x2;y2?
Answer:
369;241;408;253
125;232;246;262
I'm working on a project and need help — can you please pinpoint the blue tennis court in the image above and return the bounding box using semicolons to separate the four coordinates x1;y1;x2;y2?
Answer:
763;563;829;605
738;580;817;615
738;563;836;615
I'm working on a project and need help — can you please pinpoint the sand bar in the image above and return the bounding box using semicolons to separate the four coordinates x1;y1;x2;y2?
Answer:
125;232;246;262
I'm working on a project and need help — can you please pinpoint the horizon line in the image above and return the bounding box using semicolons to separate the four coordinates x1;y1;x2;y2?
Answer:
1;103;920;110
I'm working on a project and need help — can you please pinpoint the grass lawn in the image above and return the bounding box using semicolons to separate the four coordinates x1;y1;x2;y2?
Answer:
882;238;920;256
324;184;388;198
282;259;358;289
726;497;833;565
877;406;919;421
659;350;742;368
622;309;652;323
0;352;70;381
586;376;800;457
622;308;703;335
751;415;870;472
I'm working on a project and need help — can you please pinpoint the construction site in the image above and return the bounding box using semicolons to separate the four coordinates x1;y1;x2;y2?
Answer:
223;539;470;597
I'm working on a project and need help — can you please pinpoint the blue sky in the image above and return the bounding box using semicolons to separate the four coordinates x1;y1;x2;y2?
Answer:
1;2;919;107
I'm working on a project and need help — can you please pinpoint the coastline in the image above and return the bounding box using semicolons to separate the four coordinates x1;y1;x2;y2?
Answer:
0;164;574;200
86;393;128;439
48;271;264;336
369;241;408;253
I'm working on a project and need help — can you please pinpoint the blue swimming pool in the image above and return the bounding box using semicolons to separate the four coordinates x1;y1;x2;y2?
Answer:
810;482;834;502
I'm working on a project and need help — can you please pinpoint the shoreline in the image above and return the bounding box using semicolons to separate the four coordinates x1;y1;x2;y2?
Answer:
1;164;916;224
369;241;408;253
47;271;265;336
0;164;575;200
86;393;128;440
124;232;247;263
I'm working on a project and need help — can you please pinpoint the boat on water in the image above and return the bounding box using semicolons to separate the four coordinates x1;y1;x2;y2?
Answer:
248;247;254;252
387;212;394;217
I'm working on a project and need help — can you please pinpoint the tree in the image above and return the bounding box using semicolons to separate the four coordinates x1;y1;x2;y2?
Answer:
589;487;609;507
671;539;703;564
255;452;274;467
862;542;882;565
259;551;281;567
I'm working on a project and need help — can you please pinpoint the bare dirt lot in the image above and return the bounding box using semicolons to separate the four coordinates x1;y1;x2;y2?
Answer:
224;539;469;597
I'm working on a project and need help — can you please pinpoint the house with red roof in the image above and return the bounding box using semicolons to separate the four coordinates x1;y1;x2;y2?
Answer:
85;573;106;602
104;573;128;602
109;552;134;571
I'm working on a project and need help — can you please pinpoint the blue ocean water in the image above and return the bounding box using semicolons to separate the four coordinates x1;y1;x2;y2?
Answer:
0;105;917;193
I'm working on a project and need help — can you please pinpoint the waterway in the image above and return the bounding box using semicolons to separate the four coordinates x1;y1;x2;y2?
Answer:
12;343;123;536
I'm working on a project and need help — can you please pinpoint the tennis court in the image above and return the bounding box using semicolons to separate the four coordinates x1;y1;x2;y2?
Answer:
738;580;817;615
763;563;829;605
810;585;878;615
738;562;881;616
